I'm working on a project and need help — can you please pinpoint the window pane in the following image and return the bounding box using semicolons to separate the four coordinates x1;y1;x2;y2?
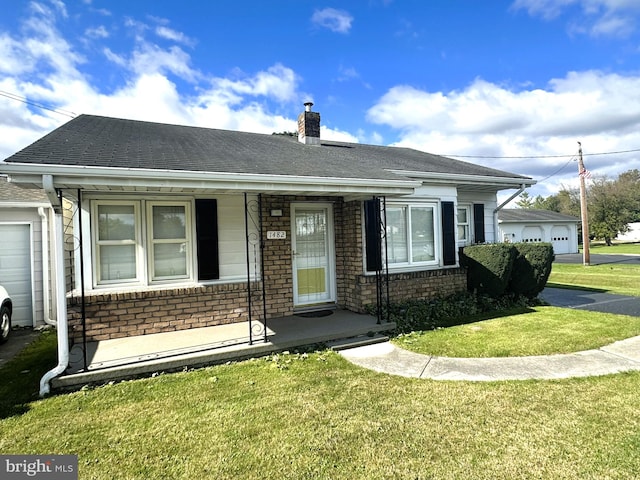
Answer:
153;206;186;239
411;207;435;262
154;243;187;277
100;245;136;281
386;206;408;263
295;211;327;258
457;225;469;241
457;208;467;223
98;205;135;241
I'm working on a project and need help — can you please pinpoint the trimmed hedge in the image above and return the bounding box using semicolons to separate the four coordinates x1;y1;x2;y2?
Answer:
460;243;516;297
508;243;554;298
461;242;554;299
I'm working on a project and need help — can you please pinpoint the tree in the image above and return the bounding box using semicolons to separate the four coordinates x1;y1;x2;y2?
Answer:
588;170;640;245
515;191;534;209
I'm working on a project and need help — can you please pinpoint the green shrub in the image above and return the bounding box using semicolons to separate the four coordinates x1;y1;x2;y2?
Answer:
461;244;516;297
508;243;555;298
381;291;533;334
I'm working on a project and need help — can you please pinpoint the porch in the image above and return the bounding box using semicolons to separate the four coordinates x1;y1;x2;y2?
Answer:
53;309;395;391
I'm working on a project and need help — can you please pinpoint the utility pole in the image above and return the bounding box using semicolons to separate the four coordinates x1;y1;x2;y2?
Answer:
577;142;590;266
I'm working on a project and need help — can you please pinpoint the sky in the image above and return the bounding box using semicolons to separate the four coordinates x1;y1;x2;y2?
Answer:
2;0;640;203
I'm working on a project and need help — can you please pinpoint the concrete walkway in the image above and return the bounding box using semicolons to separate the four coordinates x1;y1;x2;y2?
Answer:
339;335;640;381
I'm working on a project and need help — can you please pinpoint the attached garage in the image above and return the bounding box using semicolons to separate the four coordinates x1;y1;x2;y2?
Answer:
498;209;580;255
0;176;56;328
0;224;33;326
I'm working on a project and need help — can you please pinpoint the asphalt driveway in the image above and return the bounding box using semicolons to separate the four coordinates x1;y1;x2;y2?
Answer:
541;253;640;317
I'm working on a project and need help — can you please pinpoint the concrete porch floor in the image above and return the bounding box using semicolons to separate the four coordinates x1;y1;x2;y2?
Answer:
53;310;395;390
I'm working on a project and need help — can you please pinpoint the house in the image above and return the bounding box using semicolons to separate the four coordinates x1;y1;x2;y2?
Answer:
616;222;640;242
1;104;534;389
0;175;56;328
497;208;580;254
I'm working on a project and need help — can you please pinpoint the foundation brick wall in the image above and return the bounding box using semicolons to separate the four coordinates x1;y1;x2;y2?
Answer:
351;268;467;311
67;282;259;342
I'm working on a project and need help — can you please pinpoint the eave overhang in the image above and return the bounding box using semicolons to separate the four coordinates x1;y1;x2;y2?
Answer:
388;169;536;191
1;163;420;199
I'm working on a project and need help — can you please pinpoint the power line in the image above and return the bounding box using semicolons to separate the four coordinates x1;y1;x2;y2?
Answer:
442;148;640;160
535;156;577;183
0;90;76;118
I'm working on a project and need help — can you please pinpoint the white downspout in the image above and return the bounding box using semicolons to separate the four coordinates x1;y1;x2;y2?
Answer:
40;175;69;396
38;207;56;326
493;184;527;243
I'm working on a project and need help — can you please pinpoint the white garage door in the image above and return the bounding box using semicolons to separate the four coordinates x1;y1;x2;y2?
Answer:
522;226;543;243
551;225;571;255
0;224;33;326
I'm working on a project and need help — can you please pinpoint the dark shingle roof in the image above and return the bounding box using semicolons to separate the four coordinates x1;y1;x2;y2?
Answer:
0;175;48;203
498;209;580;223
2;115;531;183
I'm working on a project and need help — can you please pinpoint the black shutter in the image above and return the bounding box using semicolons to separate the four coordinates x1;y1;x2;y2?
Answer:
364;199;383;271
441;201;456;265
473;203;485;244
195;199;219;280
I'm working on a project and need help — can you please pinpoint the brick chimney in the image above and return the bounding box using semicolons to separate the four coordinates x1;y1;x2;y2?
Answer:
297;102;320;145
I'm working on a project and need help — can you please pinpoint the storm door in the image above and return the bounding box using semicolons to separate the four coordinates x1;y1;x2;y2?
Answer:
291;203;336;307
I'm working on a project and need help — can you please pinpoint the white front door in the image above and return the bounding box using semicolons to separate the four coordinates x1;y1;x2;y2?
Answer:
291;203;336;307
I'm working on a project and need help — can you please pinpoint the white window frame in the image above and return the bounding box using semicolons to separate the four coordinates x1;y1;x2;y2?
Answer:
384;201;440;269
146;201;192;283
92;200;143;286
457;205;471;246
91;199;194;288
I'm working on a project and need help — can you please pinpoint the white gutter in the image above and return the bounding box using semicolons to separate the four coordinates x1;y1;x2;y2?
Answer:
37;207;56;326
40;175;69;396
2;162;420;195
388;169;536;188
493;183;528;244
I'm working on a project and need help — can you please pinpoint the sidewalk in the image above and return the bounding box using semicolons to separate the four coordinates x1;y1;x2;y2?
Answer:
339;335;640;381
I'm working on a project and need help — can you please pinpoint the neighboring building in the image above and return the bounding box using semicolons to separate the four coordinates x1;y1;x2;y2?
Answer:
1;105;534;355
0;175;56;327
616;222;640;242
498;209;580;254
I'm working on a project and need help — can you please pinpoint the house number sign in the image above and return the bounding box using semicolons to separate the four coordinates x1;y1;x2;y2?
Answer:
267;231;286;239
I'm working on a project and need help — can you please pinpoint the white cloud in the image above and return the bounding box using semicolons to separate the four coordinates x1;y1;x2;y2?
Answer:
0;5;308;161
367;70;640;198
85;25;109;39
512;0;640;37
155;26;195;46
311;8;353;34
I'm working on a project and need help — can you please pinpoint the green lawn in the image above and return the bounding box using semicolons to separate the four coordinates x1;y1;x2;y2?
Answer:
1;342;639;479
584;241;640;255
2;283;640;478
393;306;640;357
548;263;640;296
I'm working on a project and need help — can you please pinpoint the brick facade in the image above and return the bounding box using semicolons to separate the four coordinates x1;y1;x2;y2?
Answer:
68;194;467;342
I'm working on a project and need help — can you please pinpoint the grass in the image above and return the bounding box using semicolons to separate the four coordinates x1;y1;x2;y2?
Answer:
548;263;640;296
584;241;640;255
393;306;640;357
1;349;640;479
2;273;640;478
0;329;57;418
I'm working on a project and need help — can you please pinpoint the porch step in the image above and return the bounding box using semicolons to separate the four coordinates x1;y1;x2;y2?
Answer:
328;333;390;351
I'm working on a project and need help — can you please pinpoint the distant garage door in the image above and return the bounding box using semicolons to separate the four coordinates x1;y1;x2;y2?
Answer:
522;226;543;243
551;225;571;255
0;224;33;327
